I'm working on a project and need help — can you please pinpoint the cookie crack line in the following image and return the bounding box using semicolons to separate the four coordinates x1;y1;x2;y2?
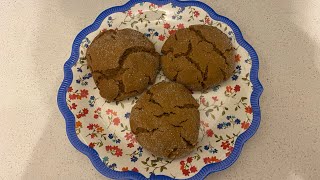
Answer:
167;40;208;88
169;119;189;128
154;112;176;118
219;67;227;81
108;46;159;100
189;27;230;66
146;90;163;108
174;104;198;109
180;133;195;148
135;127;160;135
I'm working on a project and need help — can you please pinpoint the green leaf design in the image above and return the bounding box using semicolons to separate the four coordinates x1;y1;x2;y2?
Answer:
205;109;213;117
160;166;167;172
241;97;248;101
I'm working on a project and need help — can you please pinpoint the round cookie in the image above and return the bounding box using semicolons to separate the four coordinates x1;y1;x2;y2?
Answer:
130;82;200;159
86;29;160;102
161;25;235;91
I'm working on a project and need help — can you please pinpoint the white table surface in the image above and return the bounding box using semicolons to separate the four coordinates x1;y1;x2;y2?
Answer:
1;0;320;179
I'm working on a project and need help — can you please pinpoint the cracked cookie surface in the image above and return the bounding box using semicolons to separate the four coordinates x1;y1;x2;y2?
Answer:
130;82;200;159
161;25;235;91
86;29;160;102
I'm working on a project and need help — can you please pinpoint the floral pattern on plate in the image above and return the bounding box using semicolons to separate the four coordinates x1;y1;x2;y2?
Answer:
65;2;254;178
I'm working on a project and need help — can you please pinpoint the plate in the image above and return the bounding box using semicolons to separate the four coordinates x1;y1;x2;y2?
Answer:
57;0;263;179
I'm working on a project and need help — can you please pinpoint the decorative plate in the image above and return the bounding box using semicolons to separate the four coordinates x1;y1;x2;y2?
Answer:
57;0;263;179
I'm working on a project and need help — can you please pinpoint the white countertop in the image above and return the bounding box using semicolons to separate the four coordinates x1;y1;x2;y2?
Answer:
1;0;320;179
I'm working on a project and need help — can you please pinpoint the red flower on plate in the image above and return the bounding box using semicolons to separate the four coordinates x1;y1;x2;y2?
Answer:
127;10;133;16
235;54;241;62
234;85;241;92
245;106;252;114
88;142;95;148
194;11;200;17
158;34;166;41
87;124;94;130
70;103;77;110
163;23;171;29
241;121;250;130
190;166;197;173
205;17;211;24
113;117;120;126
169;30;176;35
68;87;73;92
76;113;83;119
212;96;218;102
186;157;193;163
177;23;185;29
206;129;214;137
80;89;89;98
200;97;206;105
203;156;221;164
82;108;89;115
122;167;128;171
182;169;190;176
138;10;143;15
127;143;134;148
221;141;230;150
69;94;78;100
106;109;117;116
132;167;139;172
180;160;185;166
106;146;123;157
226;85;233;93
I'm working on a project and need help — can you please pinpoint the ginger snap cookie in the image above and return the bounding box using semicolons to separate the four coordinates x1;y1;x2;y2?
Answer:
86;29;160;102
130;82;200;159
161;25;235;91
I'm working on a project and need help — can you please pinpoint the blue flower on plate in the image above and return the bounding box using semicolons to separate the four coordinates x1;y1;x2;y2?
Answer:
125;112;130;119
236;65;242;70
204;145;209;150
108;163;117;169
108;134;113;139
131;156;138;162
232;75;239;81
235;119;241;124
209;149;218;154
115;139;121;144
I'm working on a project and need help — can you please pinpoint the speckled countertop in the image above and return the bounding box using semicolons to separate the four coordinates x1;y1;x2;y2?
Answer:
1;0;320;179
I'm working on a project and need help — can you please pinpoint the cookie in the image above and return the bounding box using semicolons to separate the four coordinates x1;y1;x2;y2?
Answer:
130;82;200;159
161;25;235;91
86;29;160;102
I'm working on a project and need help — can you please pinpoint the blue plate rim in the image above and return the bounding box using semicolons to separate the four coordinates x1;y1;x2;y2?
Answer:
57;0;263;179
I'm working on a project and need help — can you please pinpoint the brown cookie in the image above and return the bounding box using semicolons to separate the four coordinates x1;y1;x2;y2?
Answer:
86;29;160;102
130;82;200;159
161;25;235;91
